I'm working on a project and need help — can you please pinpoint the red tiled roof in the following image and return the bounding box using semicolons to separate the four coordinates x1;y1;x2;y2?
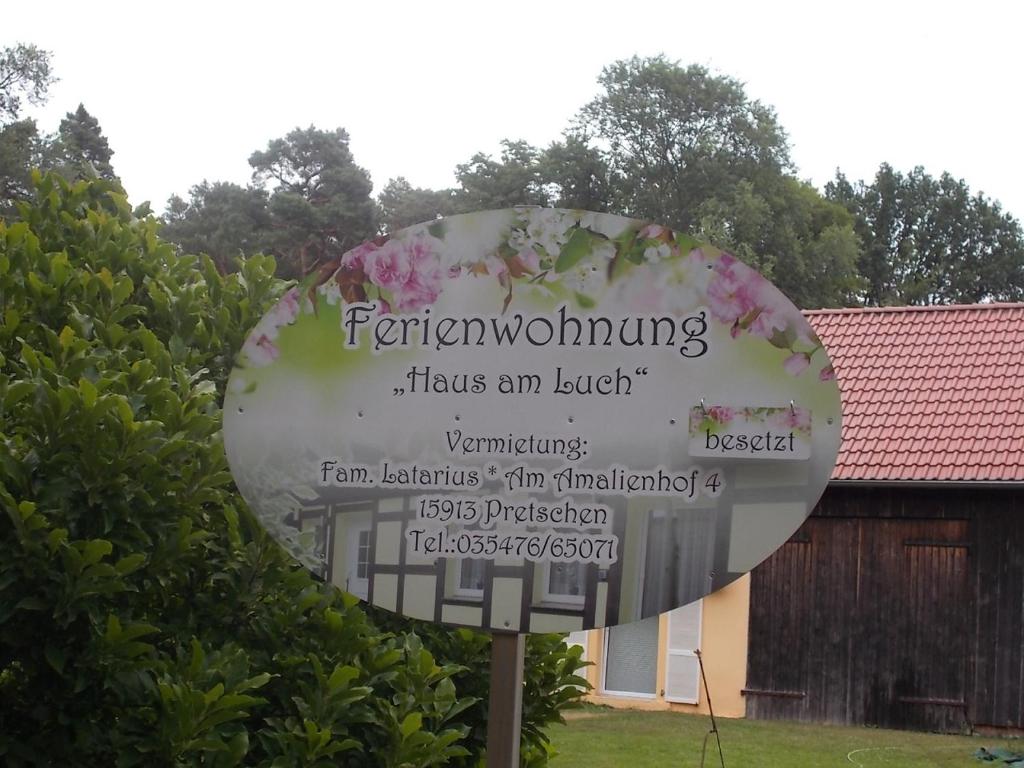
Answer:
805;304;1024;483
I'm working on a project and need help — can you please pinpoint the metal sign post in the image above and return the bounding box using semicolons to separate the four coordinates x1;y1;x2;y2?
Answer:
486;632;526;767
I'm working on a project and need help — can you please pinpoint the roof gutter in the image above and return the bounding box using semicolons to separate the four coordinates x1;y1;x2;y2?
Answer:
828;479;1024;489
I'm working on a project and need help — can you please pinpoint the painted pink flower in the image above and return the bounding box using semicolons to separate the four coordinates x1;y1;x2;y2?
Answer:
242;288;305;366
769;407;811;433
361;234;444;313
705;257;761;326
341;240;380;271
746;285;790;339
243;333;279;367
639;224;666;239
783;352;811;376
485;255;508;278
707;405;735;424
819;365;836;382
365;242;412;293
268;288;301;326
519;248;541;273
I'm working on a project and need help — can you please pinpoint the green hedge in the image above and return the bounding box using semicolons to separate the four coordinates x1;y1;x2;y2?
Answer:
0;173;588;767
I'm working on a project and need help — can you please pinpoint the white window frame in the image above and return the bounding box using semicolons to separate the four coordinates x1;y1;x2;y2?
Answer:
601;621;659;699
346;523;372;600
541;561;586;607
452;558;485;600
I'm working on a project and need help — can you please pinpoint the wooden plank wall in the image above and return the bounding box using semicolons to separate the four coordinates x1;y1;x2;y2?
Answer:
745;486;1022;732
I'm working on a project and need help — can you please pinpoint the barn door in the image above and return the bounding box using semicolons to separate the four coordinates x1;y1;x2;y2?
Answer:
746;517;970;731
893;529;969;730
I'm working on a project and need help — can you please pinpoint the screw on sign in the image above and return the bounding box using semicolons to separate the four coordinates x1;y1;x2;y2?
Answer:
223;209;842;766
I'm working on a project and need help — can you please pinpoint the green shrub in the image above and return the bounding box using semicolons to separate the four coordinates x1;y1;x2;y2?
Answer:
0;173;587;767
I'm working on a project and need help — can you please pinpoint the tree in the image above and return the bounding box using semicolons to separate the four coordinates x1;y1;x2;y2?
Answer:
453;139;550;211
827;164;1024;305
250;126;378;278
0;120;40;209
0;44;55;122
45;103;116;181
562;56;862;308
378;176;456;233
0;44;55;213
697;177;865;308
577;55;791;231
162;181;271;272
539;134;613;212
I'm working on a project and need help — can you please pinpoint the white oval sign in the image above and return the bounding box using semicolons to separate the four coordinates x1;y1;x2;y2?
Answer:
224;209;841;632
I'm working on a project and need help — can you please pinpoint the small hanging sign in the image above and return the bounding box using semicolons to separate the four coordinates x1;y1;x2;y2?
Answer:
688;405;812;460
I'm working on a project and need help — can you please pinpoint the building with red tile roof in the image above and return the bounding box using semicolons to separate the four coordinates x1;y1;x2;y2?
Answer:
583;303;1024;733
806;303;1024;483
747;302;1024;733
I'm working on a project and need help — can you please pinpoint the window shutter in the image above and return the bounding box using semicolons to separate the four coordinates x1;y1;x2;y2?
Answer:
664;600;702;703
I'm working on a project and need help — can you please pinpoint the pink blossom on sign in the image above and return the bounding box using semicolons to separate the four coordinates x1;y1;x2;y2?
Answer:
392;235;445;312
705;256;760;326
358;234;445;313
242;288;304;366
769;407;812;433
746;286;789;339
341;240;380;271
485;255;508;278
707;405;735;424
783;352;811;376
243;333;279;367
267;288;301;327
519;248;541;273
365;242;412;294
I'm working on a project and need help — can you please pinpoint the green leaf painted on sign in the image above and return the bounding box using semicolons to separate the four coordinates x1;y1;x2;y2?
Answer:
554;228;593;273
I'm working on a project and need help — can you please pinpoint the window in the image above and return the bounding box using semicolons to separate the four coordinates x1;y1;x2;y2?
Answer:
603;616;659;696
355;529;371;579
542;562;586;605
346;524;371;600
454;559;485;599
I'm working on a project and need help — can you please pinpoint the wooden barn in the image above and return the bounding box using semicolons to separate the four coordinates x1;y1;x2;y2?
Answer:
745;303;1024;733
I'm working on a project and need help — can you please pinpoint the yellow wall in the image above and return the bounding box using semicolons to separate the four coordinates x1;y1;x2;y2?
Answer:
582;574;750;718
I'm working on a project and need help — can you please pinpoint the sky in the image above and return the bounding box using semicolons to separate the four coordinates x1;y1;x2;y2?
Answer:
9;0;1024;218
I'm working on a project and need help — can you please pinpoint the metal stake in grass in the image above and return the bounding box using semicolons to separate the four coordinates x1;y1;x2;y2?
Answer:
696;649;726;768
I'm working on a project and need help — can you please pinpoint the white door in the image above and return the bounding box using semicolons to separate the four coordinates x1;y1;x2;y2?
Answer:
346;524;371;600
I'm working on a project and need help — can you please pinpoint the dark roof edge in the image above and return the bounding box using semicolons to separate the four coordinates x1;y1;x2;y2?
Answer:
803;302;1024;317
829;479;1024;489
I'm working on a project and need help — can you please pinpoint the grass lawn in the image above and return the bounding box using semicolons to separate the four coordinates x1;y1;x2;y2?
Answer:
547;707;1019;767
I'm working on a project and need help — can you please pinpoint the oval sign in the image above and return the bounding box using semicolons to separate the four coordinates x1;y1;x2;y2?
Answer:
224;209;841;633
